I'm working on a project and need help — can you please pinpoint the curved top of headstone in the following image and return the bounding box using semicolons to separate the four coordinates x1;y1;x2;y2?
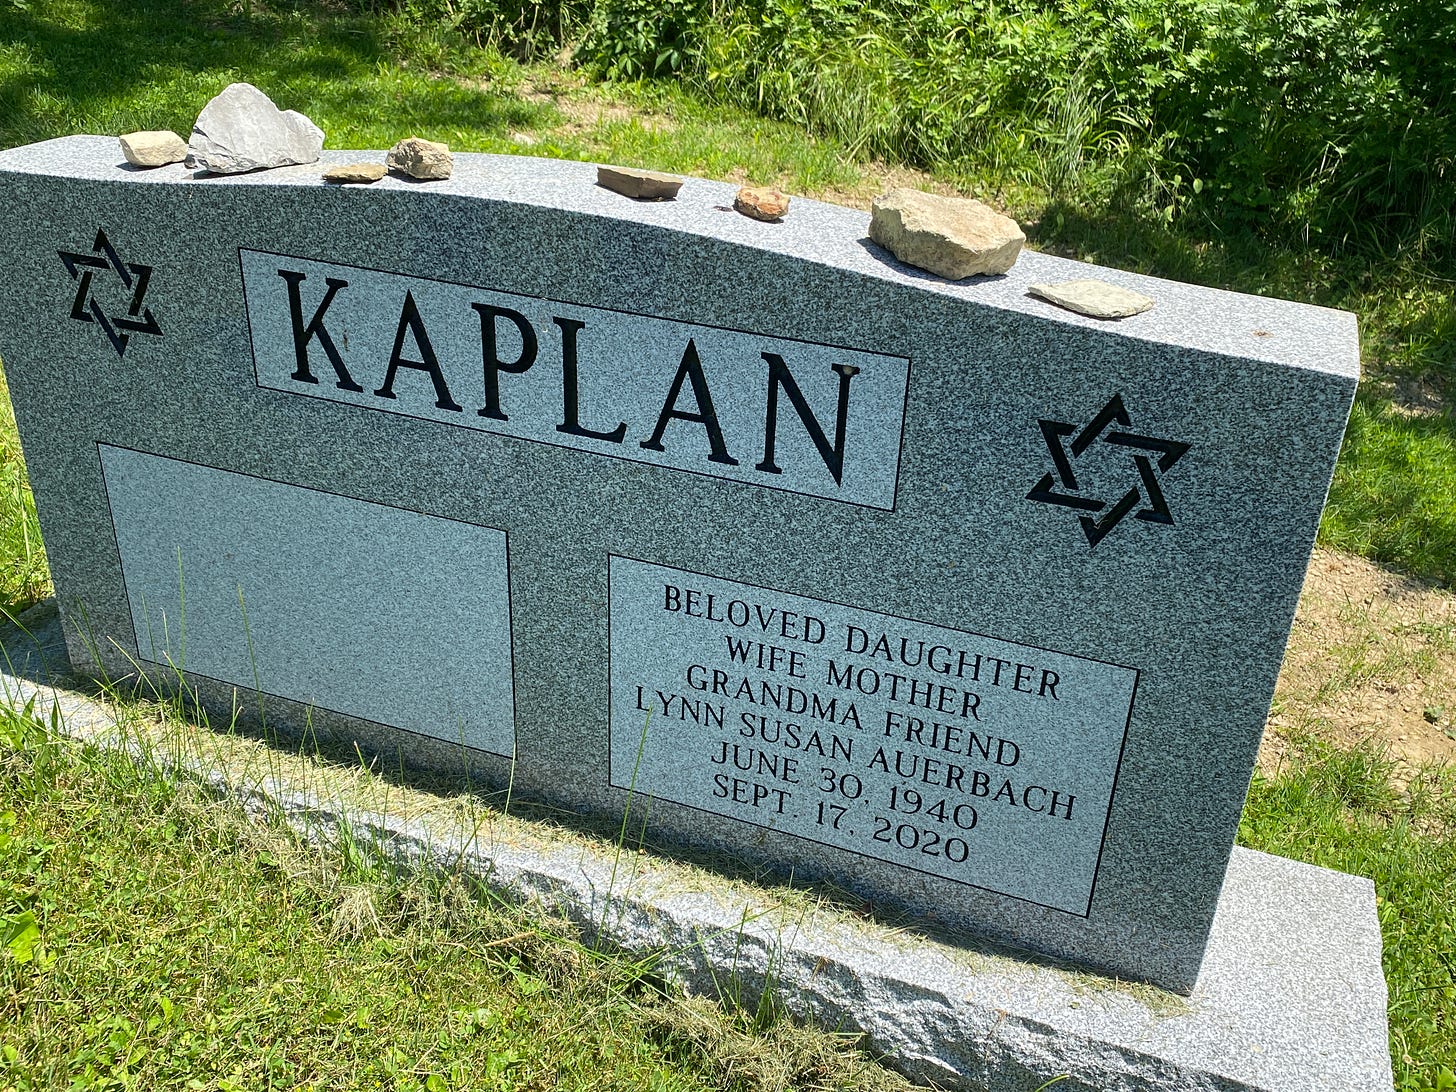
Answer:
0;135;1357;379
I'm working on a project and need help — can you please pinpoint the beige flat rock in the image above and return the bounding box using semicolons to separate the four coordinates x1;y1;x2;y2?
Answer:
869;188;1024;278
597;165;683;200
119;130;188;168
323;162;388;184
1029;279;1155;319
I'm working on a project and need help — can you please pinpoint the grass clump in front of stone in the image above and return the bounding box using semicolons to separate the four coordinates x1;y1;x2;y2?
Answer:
0;701;911;1092
0;375;46;616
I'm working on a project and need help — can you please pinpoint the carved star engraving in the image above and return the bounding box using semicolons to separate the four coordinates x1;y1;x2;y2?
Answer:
58;229;162;357
1026;394;1190;548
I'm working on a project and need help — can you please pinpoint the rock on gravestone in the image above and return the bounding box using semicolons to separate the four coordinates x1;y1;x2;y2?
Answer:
188;83;324;174
0;138;1391;1091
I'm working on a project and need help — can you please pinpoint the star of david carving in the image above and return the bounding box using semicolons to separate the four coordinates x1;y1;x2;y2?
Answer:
57;229;162;357
1026;394;1190;548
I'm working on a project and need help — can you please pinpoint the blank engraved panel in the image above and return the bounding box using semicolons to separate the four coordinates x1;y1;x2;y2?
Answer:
99;444;515;755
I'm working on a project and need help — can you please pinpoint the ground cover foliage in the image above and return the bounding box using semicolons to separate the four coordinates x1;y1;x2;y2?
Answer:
0;0;1453;1089
0;379;44;617
1240;744;1456;1091
0;704;912;1092
616;0;1452;256
392;0;1456;264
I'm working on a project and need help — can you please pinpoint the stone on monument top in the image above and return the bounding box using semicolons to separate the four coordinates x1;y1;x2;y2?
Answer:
1030;277;1156;319
596;164;683;200
870;187;1025;278
188;82;324;175
118;130;188;168
387;137;452;181
323;161;388;185
734;184;791;221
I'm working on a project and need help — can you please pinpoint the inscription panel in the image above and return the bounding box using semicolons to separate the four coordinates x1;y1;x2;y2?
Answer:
242;250;911;509
608;556;1137;914
99;445;517;756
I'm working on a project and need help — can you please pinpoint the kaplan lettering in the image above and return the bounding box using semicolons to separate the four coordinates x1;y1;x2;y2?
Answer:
244;252;910;508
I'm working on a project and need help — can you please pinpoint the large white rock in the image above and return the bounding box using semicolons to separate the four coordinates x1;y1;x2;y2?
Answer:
188;83;324;174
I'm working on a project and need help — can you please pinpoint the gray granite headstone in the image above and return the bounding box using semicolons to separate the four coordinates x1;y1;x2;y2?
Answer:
0;137;1362;1000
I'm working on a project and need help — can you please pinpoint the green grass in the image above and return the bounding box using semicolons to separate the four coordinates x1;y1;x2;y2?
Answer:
0;0;863;193
1323;398;1456;582
0;376;46;616
1239;742;1456;1092
0;702;909;1092
1;2;1455;1090
0;0;537;150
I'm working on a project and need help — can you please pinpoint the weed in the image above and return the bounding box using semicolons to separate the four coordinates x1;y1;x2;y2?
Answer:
0;375;47;614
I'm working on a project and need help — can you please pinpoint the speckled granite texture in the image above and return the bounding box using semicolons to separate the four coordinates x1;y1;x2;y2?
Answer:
0;613;1396;1092
0;136;1361;995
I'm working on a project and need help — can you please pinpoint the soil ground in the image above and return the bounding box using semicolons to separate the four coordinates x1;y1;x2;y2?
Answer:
1266;547;1456;779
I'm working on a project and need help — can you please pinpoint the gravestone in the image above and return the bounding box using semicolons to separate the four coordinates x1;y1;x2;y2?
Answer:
0;138;1366;1010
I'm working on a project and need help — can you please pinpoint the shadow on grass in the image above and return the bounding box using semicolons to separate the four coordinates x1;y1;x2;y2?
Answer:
0;0;546;150
1031;198;1367;310
1323;396;1456;587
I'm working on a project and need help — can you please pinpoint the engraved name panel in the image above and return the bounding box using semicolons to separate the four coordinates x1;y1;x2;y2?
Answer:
242;251;911;510
608;556;1138;914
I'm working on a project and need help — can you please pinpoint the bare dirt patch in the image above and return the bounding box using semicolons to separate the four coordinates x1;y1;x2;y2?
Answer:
1368;372;1450;418
516;77;679;138
1263;547;1456;779
553;96;672;134
814;162;967;210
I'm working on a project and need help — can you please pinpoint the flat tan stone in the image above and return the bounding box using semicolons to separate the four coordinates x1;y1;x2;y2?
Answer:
869;188;1024;278
1029;279;1155;319
323;162;388;185
597;165;683;200
118;130;188;168
387;137;452;181
734;185;790;221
